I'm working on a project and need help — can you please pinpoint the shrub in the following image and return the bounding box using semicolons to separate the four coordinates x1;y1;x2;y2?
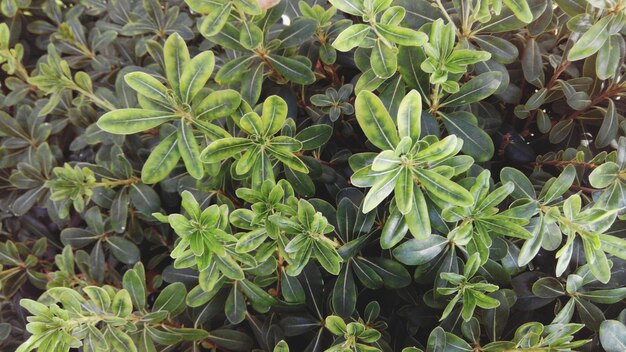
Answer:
1;0;625;351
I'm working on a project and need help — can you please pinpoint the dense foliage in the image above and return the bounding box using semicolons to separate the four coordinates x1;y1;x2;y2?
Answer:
1;0;625;351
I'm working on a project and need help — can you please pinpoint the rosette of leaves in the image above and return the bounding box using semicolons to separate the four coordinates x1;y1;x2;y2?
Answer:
200;95;308;187
97;33;241;182
440;169;532;264
437;253;501;322
45;144;156;224
532;271;626;331
324;314;383;352
193;0;317;103
420;19;492;94
393;19;500;162
329;0;428;81
350;89;474;244
17;262;207;352
311;84;354;122
153;191;251;282
500;165;626;284
298;1;351;65
268;199;342;276
230;179;297;255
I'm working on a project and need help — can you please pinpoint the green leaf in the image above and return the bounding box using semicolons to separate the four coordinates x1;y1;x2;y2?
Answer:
111;290;133;317
333;24;371;52
268;147;308;173
199;4;232;37
328;0;364;16
274;340;289;352
314;240;342;275
589;162;619;189
380;208;409;249
240;23;264;50
473;35;519;64
371;40;397;79
153;282;187;316
414;168;474;207
362;168;401;213
177;123;203;179
107;237;140;264
405;186;431;239
215;55;255;85
600;320;626;352
225;285;246;324
262;95;288;136
122;270;146;310
164;33;190;98
278;18;317;48
441;72;502;107
141;132;180;183
397;90;422;141
440;111;495;162
395;168;414;214
195;89;242;120
568;15;612;61
97;109;177;135
542;164;575;203
596;35;622;80
295;125;333;150
84;286;111;311
124;72;169;102
393;235;448;265
332;263;357;317
595;99;618;148
522;38;542;83
266;55;315;85
200;138;253;163
375;24;427;46
355;90;399;150
180;51;215;103
503;0;533;23
414;135;459;163
325;315;347;335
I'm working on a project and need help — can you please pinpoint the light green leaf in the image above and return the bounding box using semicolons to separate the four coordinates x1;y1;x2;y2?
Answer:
164;33;190;98
125;72;169;102
441;72;502;107
180;51;215;103
177;123;203;179
195;89;242;120
395;168;414;214
141;132;181;184
200;138;253;163
262;95;288;136
371;40;397;79
355;90;399;150
375;24;427;46
397;90;422;141
266;55;315;85
503;0;533;23
98;109;177;135
333;24;371;52
415;168;474;206
199;4;232;37
568;15;612;61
